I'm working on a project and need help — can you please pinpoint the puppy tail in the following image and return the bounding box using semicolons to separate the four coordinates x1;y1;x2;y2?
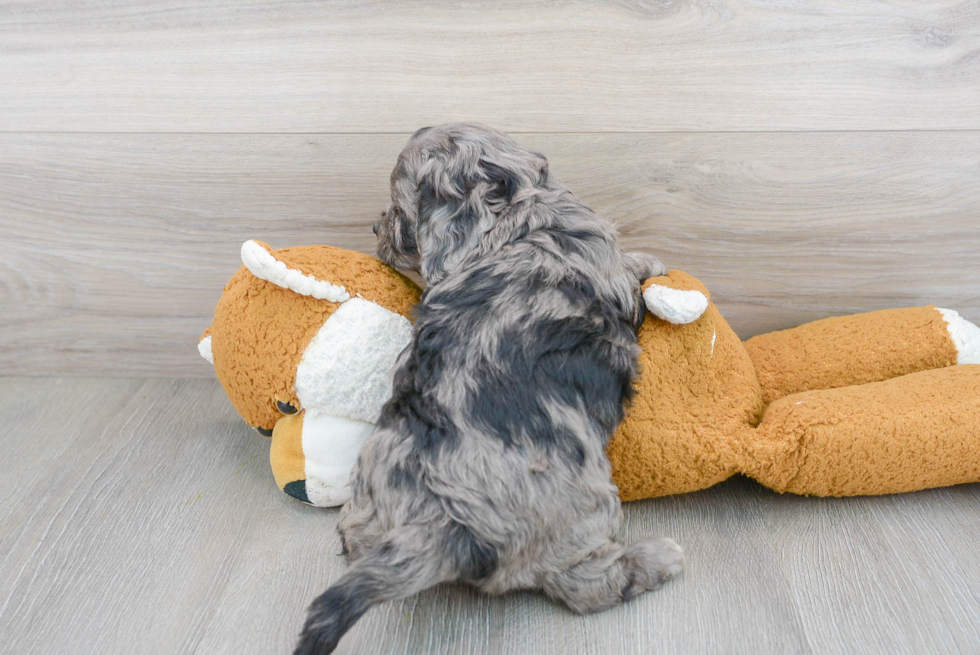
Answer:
294;529;453;655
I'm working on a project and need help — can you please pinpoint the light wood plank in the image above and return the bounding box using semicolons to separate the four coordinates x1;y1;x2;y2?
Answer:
0;378;136;524
0;377;807;655
760;486;980;654
196;479;812;655
0;378;275;654
1;1;979;132
0;378;142;606
3;131;978;376
3;378;979;654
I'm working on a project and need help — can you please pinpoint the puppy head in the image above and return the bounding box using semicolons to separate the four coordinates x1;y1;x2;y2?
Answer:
375;123;550;284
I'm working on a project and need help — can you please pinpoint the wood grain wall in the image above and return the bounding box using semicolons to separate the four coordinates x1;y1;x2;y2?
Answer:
1;1;978;376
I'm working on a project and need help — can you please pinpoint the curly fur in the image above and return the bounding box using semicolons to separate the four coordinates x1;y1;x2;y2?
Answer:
296;123;682;655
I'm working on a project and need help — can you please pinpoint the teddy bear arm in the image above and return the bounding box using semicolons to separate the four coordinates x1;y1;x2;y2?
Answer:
744;306;967;405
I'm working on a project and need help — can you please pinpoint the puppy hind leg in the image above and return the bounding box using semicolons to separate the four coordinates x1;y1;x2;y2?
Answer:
337;506;384;561
542;537;684;615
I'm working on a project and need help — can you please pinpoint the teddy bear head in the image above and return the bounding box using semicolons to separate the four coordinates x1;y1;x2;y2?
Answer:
199;240;421;433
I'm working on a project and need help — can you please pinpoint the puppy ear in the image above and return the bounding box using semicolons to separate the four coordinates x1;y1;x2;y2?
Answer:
480;150;549;204
480;159;519;203
414;152;495;283
414;143;548;282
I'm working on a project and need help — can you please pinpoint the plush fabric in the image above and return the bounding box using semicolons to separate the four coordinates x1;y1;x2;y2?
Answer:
201;244;980;507
202;241;420;505
608;271;980;499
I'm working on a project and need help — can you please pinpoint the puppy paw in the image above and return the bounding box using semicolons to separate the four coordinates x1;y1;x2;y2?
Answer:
623;537;685;597
625;251;668;281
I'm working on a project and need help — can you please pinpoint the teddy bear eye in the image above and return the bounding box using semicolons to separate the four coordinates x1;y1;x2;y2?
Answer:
277;400;298;415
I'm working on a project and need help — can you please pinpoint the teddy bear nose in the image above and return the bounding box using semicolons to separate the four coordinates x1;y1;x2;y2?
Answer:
372;220;380;236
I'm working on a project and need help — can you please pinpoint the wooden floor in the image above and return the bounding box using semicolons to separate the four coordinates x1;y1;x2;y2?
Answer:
2;376;979;655
3;2;980;654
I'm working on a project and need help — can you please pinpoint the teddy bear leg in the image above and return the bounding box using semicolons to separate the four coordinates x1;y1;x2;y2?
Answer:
937;308;980;364
744;306;972;404
745;364;980;496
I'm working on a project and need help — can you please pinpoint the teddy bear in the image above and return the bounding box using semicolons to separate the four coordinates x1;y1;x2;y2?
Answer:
200;241;980;507
199;240;420;506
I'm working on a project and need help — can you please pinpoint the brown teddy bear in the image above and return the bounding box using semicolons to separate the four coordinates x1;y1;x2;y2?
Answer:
199;240;420;505
201;242;980;506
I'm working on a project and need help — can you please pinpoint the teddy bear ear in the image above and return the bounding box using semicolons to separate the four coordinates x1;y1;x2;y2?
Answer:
240;240;351;302
643;284;709;325
640;270;712;325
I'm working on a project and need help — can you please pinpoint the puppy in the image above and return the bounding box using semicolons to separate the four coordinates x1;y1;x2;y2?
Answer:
295;123;683;654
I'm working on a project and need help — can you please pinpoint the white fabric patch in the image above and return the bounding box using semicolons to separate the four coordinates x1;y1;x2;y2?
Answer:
643;285;709;325
198;335;214;364
938;308;980;365
302;412;374;507
295;297;413;423
240;240;350;302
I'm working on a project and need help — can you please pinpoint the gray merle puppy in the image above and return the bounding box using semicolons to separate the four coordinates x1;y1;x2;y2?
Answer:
295;123;684;654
